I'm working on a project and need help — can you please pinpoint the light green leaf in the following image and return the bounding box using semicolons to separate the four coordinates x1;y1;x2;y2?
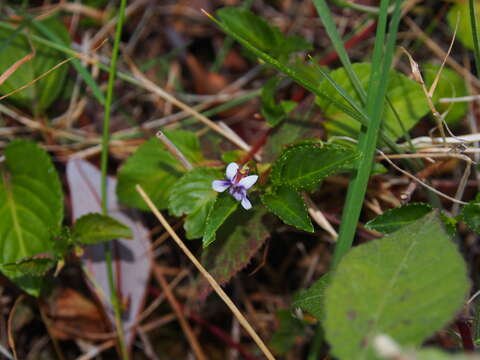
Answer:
448;0;480;51
318;63;430;141
261;185;313;232
270;142;359;189
324;212;470;360
199;207;269;298
203;192;239;247
168;167;220;239
423;64;468;125
0;140;63;295
117;130;203;211
0;17;70;113
292;272;331;320
216;8;312;59
365;203;433;234
72;213;132;245
2;257;55;276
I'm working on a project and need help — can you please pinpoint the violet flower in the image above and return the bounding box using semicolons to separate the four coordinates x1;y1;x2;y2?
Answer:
212;162;258;210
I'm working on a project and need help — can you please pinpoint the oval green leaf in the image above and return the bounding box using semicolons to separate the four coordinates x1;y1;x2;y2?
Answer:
324;212;470;360
365;203;433;234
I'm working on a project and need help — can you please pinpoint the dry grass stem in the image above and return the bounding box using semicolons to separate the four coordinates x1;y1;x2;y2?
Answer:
7;294;25;360
156;131;193;170
303;193;338;241
135;184;276;360
153;265;207;360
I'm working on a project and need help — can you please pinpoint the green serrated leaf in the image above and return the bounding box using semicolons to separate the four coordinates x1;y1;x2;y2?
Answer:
168;167;220;239
203;192;239;247
0;140;63;296
324;212;470;360
292;272;331;320
318;63;430;141
261;185;313;232
365;203;433;234
2;257;55;276
72;213;132;245
0;17;70;113
117;130;203;211
199;207;269;298
270;142;359;189
216;8;312;60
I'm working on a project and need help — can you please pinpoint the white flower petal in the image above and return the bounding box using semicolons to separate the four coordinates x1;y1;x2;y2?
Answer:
212;180;230;192
241;196;252;210
238;175;258;189
226;162;239;181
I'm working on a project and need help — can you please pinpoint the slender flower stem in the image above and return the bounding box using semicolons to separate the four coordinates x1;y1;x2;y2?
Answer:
100;0;128;358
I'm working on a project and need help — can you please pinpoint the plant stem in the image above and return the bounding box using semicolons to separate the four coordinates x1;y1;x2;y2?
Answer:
100;0;128;358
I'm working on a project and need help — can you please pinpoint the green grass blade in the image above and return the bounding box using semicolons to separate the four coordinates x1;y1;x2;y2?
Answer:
469;0;480;77
332;0;404;268
312;0;366;103
99;0;129;358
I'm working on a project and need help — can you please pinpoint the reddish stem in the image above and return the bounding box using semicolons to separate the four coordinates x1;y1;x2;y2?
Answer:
457;320;474;351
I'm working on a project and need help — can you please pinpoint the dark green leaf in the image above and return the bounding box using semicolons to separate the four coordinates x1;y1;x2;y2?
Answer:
324;212;470;360
2;256;55;276
168;167;220;239
292;272;331;320
269;309;307;355
72;213;132;245
460;200;480;234
199;207;269;298
117;130;203;211
318;63;430;141
365;203;433;234
0;140;63;295
203;192;239;247
216;8;312;59
261;185;313;232
261;78;297;127
0;17;70;112
270;142;359;189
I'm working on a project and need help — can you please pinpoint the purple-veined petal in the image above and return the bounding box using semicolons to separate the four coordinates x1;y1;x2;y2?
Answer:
230;186;245;201
212;180;231;192
238;175;258;190
241;196;252;210
226;162;239;181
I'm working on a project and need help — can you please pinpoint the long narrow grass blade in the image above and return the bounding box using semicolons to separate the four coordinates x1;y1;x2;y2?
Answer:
469;0;480;77
312;0;366;103
332;0;404;268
